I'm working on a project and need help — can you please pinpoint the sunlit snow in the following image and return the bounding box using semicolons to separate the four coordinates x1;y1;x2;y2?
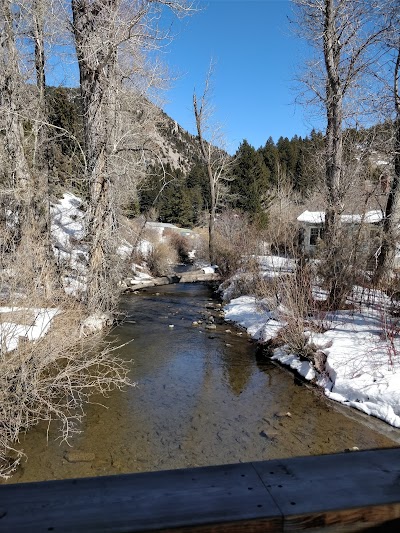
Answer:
223;283;400;428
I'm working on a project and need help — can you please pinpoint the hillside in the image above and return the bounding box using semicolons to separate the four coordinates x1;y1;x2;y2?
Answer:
154;109;201;173
47;87;201;188
45;87;396;230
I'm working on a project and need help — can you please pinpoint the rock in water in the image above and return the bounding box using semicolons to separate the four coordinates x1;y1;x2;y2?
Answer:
260;429;278;440
64;451;95;463
274;411;292;418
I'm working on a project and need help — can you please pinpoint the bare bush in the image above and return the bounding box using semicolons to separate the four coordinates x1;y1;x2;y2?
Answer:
257;260;315;348
213;210;260;279
190;226;209;263
146;241;178;277
167;231;192;263
0;221;132;480
0;304;132;479
220;259;264;302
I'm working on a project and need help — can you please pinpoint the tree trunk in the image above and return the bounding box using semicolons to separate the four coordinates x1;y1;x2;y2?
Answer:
72;0;119;313
29;0;55;294
193;92;217;265
0;0;32;258
374;46;400;282
323;0;347;309
1;0;31;195
208;161;216;265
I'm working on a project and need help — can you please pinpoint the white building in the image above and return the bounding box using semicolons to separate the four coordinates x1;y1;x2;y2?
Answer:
297;210;383;255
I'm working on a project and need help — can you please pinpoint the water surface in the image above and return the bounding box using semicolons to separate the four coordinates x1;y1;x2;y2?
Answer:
9;283;400;483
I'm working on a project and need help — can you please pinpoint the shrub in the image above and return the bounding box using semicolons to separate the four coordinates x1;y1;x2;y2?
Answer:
167;232;192;263
213;210;259;279
0;304;131;479
146;241;178;277
0;226;132;479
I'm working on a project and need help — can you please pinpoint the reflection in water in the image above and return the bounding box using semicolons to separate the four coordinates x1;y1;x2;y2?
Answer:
219;341;254;395
7;283;400;485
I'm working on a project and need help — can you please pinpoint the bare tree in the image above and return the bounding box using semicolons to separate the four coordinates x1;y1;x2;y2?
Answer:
25;0;55;290
193;64;231;264
294;0;384;308
374;6;400;281
0;0;58;298
0;0;31;198
71;0;192;313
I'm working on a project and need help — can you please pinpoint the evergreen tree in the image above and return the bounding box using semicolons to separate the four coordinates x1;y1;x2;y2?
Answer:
187;185;204;227
186;163;211;209
294;147;306;192
230;140;271;226
259;137;279;186
46;87;84;191
159;179;193;227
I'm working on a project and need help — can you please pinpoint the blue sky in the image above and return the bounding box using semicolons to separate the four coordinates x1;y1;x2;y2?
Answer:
47;0;322;155
162;0;320;154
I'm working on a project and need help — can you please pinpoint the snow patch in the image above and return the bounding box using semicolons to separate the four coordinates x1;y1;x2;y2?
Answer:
222;272;400;429
0;307;59;353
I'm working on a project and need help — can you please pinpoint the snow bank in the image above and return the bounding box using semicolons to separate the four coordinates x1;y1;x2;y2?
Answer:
50;193;88;296
272;348;316;381
0;307;59;353
117;243;134;259
224;296;279;341
51;193;85;246
223;289;400;429
50;192;156;293
257;255;296;274
137;239;153;257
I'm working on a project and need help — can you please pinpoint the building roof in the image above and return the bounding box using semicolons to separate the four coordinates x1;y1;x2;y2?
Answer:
145;222;179;229
297;210;383;225
297;211;325;224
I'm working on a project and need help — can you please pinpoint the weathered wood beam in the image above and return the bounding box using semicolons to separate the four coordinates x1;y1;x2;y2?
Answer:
1;449;400;532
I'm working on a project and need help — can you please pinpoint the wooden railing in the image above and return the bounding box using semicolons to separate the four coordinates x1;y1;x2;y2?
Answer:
1;448;400;532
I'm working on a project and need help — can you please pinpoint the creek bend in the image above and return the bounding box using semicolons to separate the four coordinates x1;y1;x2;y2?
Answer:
8;283;400;484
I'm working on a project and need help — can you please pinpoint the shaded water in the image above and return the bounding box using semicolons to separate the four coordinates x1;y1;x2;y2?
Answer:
8;283;400;484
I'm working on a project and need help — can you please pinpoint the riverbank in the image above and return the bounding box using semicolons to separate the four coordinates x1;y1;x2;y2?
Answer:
125;244;400;431
222;268;400;429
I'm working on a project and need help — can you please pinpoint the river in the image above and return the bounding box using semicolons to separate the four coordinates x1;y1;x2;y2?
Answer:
7;283;400;484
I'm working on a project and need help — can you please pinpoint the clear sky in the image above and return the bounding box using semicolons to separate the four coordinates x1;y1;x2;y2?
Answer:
47;0;322;155
162;0;320;154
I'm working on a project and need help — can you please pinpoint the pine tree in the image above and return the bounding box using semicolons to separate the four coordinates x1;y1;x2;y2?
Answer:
259;137;279;186
230;140;270;226
187;163;211;209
